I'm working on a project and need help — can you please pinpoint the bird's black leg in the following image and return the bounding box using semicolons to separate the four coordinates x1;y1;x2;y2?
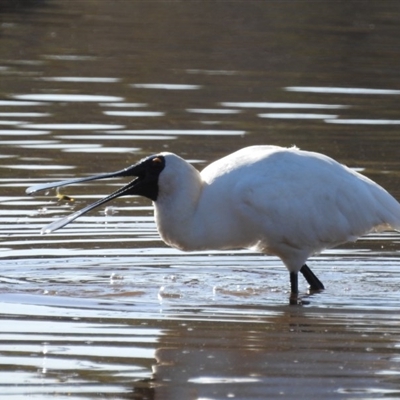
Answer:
290;271;299;295
300;264;325;292
289;271;299;305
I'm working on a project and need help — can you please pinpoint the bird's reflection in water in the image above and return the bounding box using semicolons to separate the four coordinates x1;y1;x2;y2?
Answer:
129;304;399;399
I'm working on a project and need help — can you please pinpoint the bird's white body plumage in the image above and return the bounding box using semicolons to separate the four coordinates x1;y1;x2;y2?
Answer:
154;145;400;273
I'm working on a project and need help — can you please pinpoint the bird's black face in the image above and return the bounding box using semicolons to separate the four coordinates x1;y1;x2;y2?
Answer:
26;154;166;234
120;155;165;201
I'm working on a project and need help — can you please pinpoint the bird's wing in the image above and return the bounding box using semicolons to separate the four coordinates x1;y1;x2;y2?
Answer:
231;152;400;253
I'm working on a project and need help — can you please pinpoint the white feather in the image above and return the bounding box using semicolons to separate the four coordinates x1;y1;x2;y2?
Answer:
154;145;400;272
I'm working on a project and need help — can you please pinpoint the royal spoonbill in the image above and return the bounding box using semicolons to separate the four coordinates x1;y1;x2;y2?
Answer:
27;145;400;299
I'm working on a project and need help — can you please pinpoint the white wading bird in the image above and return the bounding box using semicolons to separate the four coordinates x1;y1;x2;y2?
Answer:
27;146;400;301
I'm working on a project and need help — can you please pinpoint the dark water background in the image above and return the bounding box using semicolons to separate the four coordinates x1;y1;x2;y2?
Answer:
1;1;400;399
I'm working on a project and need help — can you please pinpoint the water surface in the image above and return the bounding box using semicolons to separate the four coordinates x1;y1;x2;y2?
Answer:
1;1;400;399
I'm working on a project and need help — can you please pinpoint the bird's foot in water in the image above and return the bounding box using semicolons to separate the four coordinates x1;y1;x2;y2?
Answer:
307;286;324;295
289;293;310;306
300;264;325;294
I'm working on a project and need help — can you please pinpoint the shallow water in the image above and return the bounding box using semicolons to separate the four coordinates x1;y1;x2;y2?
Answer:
1;1;400;399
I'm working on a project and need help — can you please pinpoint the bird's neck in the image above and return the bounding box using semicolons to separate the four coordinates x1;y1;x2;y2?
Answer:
154;162;204;250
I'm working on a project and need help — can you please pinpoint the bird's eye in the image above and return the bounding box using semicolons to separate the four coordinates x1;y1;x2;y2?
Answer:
152;157;162;164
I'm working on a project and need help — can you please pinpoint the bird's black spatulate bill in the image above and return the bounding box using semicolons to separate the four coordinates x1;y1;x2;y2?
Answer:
26;166;139;195
27;155;165;234
40;177;140;234
26;164;142;234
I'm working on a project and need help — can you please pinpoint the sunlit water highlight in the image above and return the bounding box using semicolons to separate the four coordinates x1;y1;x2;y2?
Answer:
1;1;400;399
